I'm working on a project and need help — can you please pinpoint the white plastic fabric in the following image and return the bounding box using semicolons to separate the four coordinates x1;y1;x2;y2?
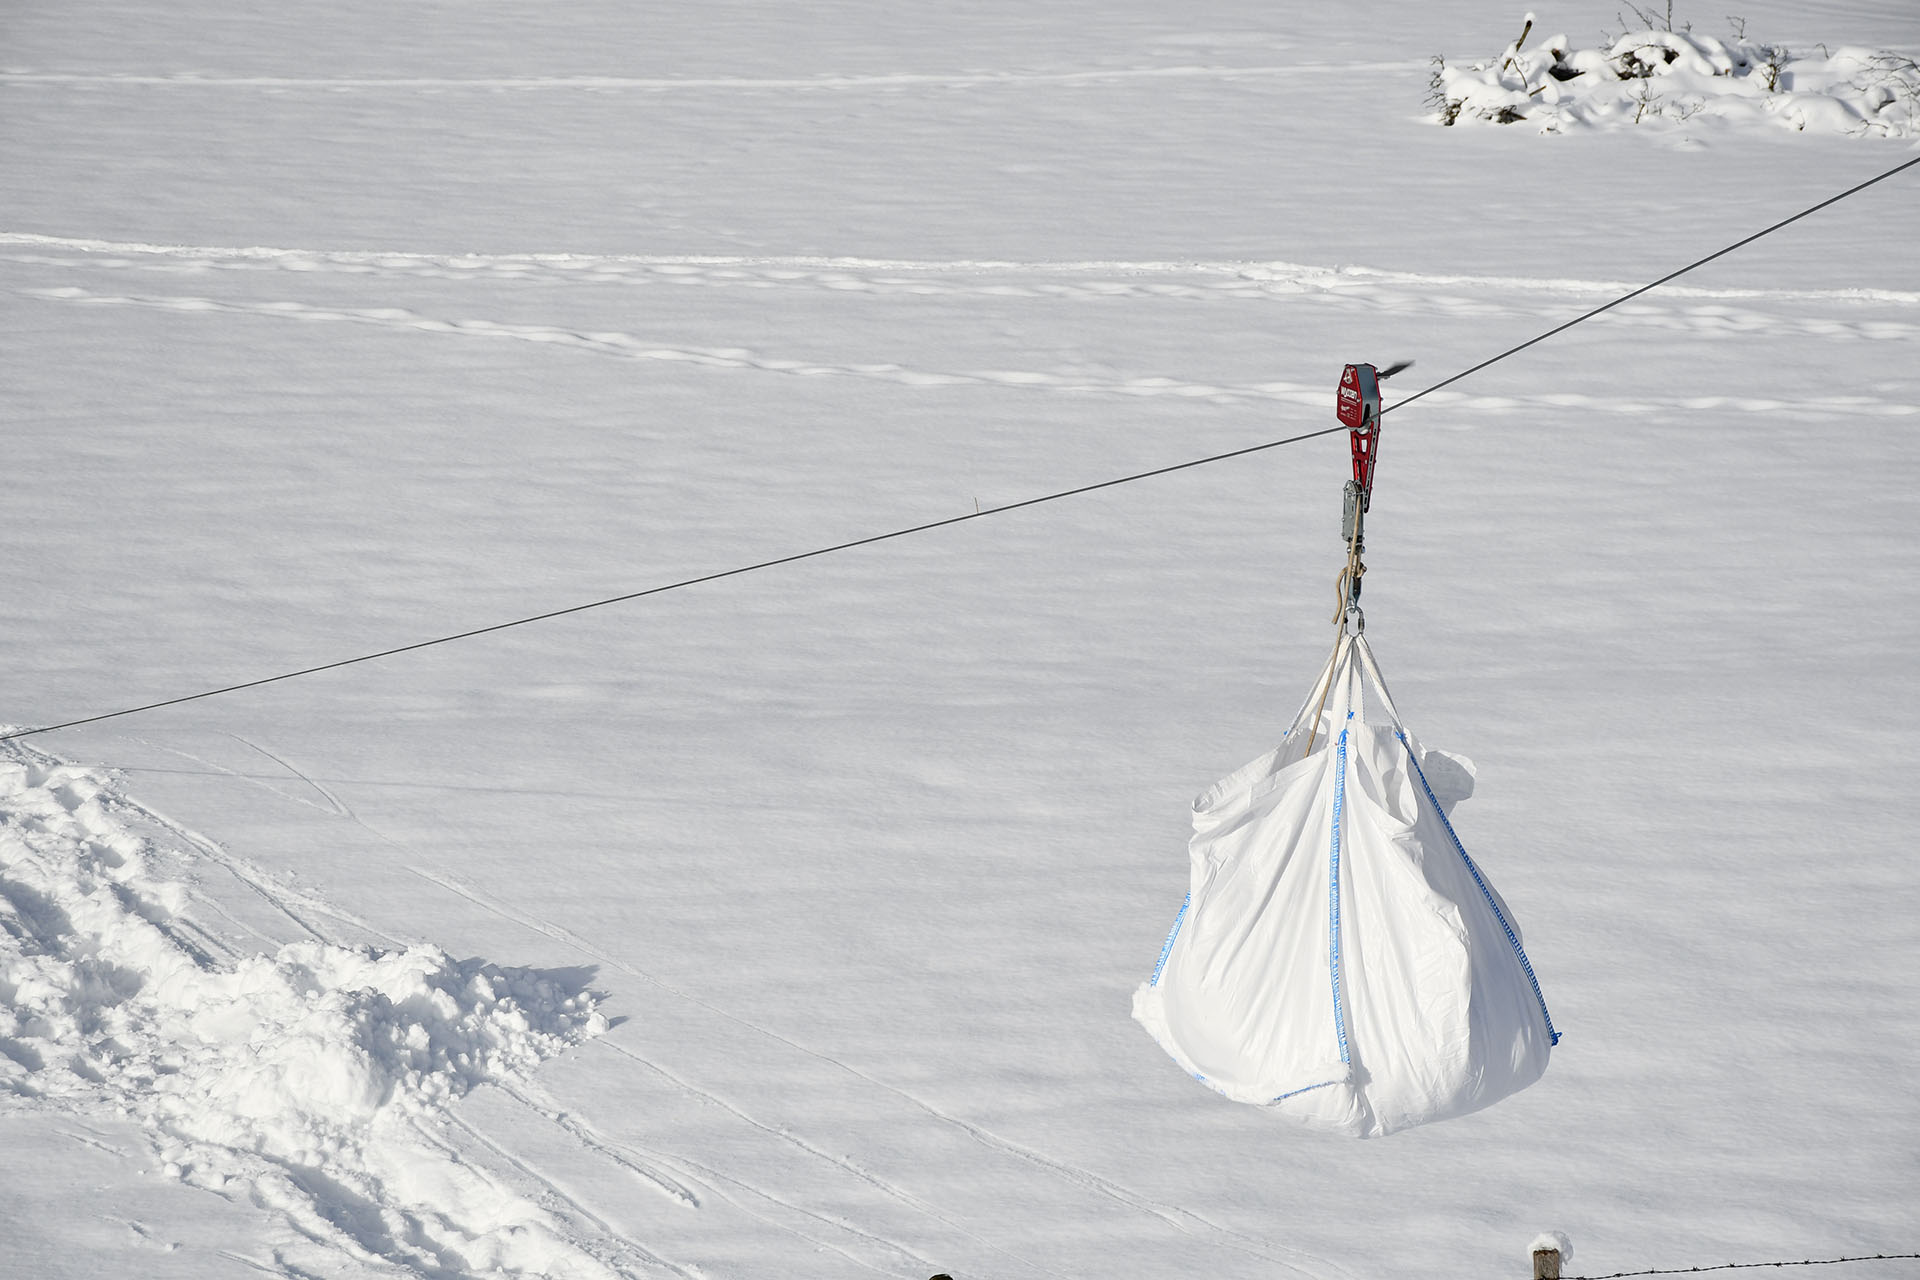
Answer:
1132;633;1558;1137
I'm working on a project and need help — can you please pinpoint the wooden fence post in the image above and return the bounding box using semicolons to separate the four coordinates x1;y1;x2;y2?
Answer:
1529;1231;1571;1280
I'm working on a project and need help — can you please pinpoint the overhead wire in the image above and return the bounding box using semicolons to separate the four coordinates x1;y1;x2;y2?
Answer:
3;153;1916;743
0;423;1347;742
1384;152;1920;418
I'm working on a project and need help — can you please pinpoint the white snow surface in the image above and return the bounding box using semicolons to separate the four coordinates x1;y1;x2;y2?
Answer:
3;0;1919;1277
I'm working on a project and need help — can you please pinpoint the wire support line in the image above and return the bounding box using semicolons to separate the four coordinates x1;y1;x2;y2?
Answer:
3;153;1915;743
0;424;1347;742
1567;1253;1920;1280
1383;152;1920;418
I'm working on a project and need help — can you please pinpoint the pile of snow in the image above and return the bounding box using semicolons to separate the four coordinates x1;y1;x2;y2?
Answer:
0;752;611;1276
1431;12;1920;136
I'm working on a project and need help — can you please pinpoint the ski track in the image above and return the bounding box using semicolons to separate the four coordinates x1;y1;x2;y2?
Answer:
496;1081;950;1280
409;865;1347;1280
98;749;407;952
228;734;355;820
123;736;351;821
476;1072;962;1280
641;1149;936;1280
409;856;979;1271
432;1109;693;1280
0;63;1419;92
494;1079;705;1212
579;1043;1067;1280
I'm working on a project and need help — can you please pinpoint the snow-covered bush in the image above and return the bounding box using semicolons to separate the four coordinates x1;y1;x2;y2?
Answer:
1431;11;1920;136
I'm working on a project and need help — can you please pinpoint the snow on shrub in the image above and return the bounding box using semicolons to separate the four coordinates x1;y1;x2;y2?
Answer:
1429;11;1920;136
0;753;613;1277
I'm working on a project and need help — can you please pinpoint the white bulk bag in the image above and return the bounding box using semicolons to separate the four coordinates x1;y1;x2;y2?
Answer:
1132;633;1559;1137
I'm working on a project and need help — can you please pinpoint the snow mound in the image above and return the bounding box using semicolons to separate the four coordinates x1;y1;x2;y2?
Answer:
0;752;613;1277
1431;14;1920;136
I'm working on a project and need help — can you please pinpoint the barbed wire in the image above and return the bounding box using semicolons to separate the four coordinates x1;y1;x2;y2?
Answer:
1566;1253;1920;1280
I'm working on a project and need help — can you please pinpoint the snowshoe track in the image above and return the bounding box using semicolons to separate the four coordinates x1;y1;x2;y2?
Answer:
17;284;1918;417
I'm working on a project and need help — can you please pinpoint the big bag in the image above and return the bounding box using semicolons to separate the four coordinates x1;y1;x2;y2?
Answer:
1131;633;1559;1137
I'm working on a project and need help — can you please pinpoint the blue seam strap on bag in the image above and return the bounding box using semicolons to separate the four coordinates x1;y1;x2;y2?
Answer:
1132;359;1559;1138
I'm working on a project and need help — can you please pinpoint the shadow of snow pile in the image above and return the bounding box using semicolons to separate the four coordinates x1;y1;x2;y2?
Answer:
0;749;615;1278
1430;13;1920;136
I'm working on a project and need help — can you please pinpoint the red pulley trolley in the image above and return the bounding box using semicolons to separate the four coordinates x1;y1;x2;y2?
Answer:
1333;360;1407;626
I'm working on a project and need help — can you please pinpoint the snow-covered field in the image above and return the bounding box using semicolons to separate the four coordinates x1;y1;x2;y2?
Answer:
3;1;1918;1277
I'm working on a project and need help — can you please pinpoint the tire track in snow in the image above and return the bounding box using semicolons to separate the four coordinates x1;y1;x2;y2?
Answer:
409;866;1347;1280
21;284;1920;416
